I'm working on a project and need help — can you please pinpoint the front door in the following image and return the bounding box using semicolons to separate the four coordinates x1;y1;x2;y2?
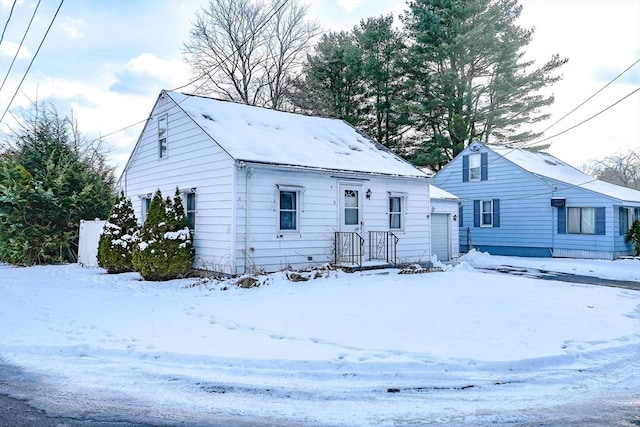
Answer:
339;183;363;233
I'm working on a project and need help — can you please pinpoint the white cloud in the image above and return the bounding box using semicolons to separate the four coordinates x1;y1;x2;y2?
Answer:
60;17;89;39
335;0;364;13
0;40;31;59
0;0;23;9
125;53;190;83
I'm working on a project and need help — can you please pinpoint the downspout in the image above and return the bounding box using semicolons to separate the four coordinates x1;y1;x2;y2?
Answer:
244;165;253;274
551;189;555;257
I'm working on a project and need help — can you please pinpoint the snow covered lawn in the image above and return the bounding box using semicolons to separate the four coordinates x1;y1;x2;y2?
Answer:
0;252;638;426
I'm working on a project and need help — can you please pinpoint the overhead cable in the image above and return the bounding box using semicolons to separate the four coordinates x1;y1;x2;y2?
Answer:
0;0;18;45
0;0;64;124
0;0;42;93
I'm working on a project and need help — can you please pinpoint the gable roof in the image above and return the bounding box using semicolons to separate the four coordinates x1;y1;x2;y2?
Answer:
166;91;427;178
482;144;640;203
429;183;458;200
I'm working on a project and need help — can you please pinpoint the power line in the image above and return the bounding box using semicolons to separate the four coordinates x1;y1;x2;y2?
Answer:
0;0;64;124
540;58;640;135
532;87;640;145
78;0;292;149
0;0;42;93
0;0;18;45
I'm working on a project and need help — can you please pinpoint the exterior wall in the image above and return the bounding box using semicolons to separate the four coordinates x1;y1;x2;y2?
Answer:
433;147;556;257
234;166;431;273
433;144;639;259
118;95;237;273
430;199;460;260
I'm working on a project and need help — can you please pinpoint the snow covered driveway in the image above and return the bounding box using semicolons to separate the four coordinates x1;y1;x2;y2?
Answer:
0;254;638;426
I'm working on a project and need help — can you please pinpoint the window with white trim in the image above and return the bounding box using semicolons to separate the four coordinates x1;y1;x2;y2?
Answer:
278;186;303;231
480;199;493;227
389;196;403;230
140;195;152;223
567;207;595;234
181;190;196;231
469;153;481;182
158;114;168;159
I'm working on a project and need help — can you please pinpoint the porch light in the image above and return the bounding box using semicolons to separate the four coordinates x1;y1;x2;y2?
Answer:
453;214;457;222
366;189;371;199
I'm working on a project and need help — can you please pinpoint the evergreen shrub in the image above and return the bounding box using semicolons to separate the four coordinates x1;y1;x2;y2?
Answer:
626;220;640;256
98;191;138;273
132;189;194;281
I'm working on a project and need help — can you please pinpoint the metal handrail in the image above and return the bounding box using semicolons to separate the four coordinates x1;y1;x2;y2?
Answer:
368;231;398;264
334;231;364;267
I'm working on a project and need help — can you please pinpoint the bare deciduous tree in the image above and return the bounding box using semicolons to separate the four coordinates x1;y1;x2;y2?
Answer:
183;0;319;109
583;149;640;190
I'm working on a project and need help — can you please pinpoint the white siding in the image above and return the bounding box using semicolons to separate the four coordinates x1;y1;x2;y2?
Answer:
234;167;431;273
119;95;237;274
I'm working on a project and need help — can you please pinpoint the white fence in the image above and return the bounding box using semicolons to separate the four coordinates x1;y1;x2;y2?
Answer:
78;219;105;267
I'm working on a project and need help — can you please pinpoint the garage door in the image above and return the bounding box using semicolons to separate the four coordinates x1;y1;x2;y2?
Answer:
431;213;450;261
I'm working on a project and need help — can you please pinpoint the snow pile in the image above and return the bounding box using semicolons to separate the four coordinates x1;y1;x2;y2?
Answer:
0;256;638;425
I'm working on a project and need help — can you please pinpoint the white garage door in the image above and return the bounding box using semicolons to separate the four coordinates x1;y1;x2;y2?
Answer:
431;214;450;261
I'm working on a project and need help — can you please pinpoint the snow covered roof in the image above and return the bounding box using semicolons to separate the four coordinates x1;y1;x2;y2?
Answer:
488;144;640;203
429;184;459;200
167;91;427;178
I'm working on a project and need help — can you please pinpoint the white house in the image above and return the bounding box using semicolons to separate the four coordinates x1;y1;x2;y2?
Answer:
118;90;433;274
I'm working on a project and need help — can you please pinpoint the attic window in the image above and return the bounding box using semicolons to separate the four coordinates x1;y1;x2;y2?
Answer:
158;114;168;159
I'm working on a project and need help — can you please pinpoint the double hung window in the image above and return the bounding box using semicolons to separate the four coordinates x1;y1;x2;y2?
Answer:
389;196;402;230
567;207;595;234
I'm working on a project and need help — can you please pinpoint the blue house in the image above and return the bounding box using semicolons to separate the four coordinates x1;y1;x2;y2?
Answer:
432;142;640;260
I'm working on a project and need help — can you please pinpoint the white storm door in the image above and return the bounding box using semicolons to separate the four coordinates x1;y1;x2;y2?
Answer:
339;183;363;232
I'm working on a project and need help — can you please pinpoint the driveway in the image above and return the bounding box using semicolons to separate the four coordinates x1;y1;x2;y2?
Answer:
477;265;640;290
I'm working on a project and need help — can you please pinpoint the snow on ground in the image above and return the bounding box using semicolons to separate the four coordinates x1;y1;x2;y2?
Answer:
0;253;639;426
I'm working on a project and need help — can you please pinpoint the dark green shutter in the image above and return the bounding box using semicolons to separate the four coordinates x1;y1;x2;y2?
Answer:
493;199;500;227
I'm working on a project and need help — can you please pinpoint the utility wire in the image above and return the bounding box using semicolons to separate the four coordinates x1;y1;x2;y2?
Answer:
0;0;64;124
79;0;292;147
539;58;640;135
532;87;640;145
0;0;42;93
0;0;18;45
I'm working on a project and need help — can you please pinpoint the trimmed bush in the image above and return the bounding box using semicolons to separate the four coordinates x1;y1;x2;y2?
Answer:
132;189;194;281
626;220;640;256
98;191;138;273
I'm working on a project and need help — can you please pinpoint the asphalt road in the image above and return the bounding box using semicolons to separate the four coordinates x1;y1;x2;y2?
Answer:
477;265;640;290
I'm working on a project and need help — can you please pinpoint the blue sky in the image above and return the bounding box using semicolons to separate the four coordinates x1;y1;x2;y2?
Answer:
0;0;638;174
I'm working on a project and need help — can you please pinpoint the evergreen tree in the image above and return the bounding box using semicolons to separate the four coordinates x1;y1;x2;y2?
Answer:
0;102;115;265
353;15;407;150
132;189;194;281
97;191;138;273
401;0;567;170
291;31;365;124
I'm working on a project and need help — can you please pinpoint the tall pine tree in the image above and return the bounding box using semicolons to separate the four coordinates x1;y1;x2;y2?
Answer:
402;0;567;170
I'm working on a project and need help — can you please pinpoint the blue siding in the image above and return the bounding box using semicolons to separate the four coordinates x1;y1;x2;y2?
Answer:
432;145;640;259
